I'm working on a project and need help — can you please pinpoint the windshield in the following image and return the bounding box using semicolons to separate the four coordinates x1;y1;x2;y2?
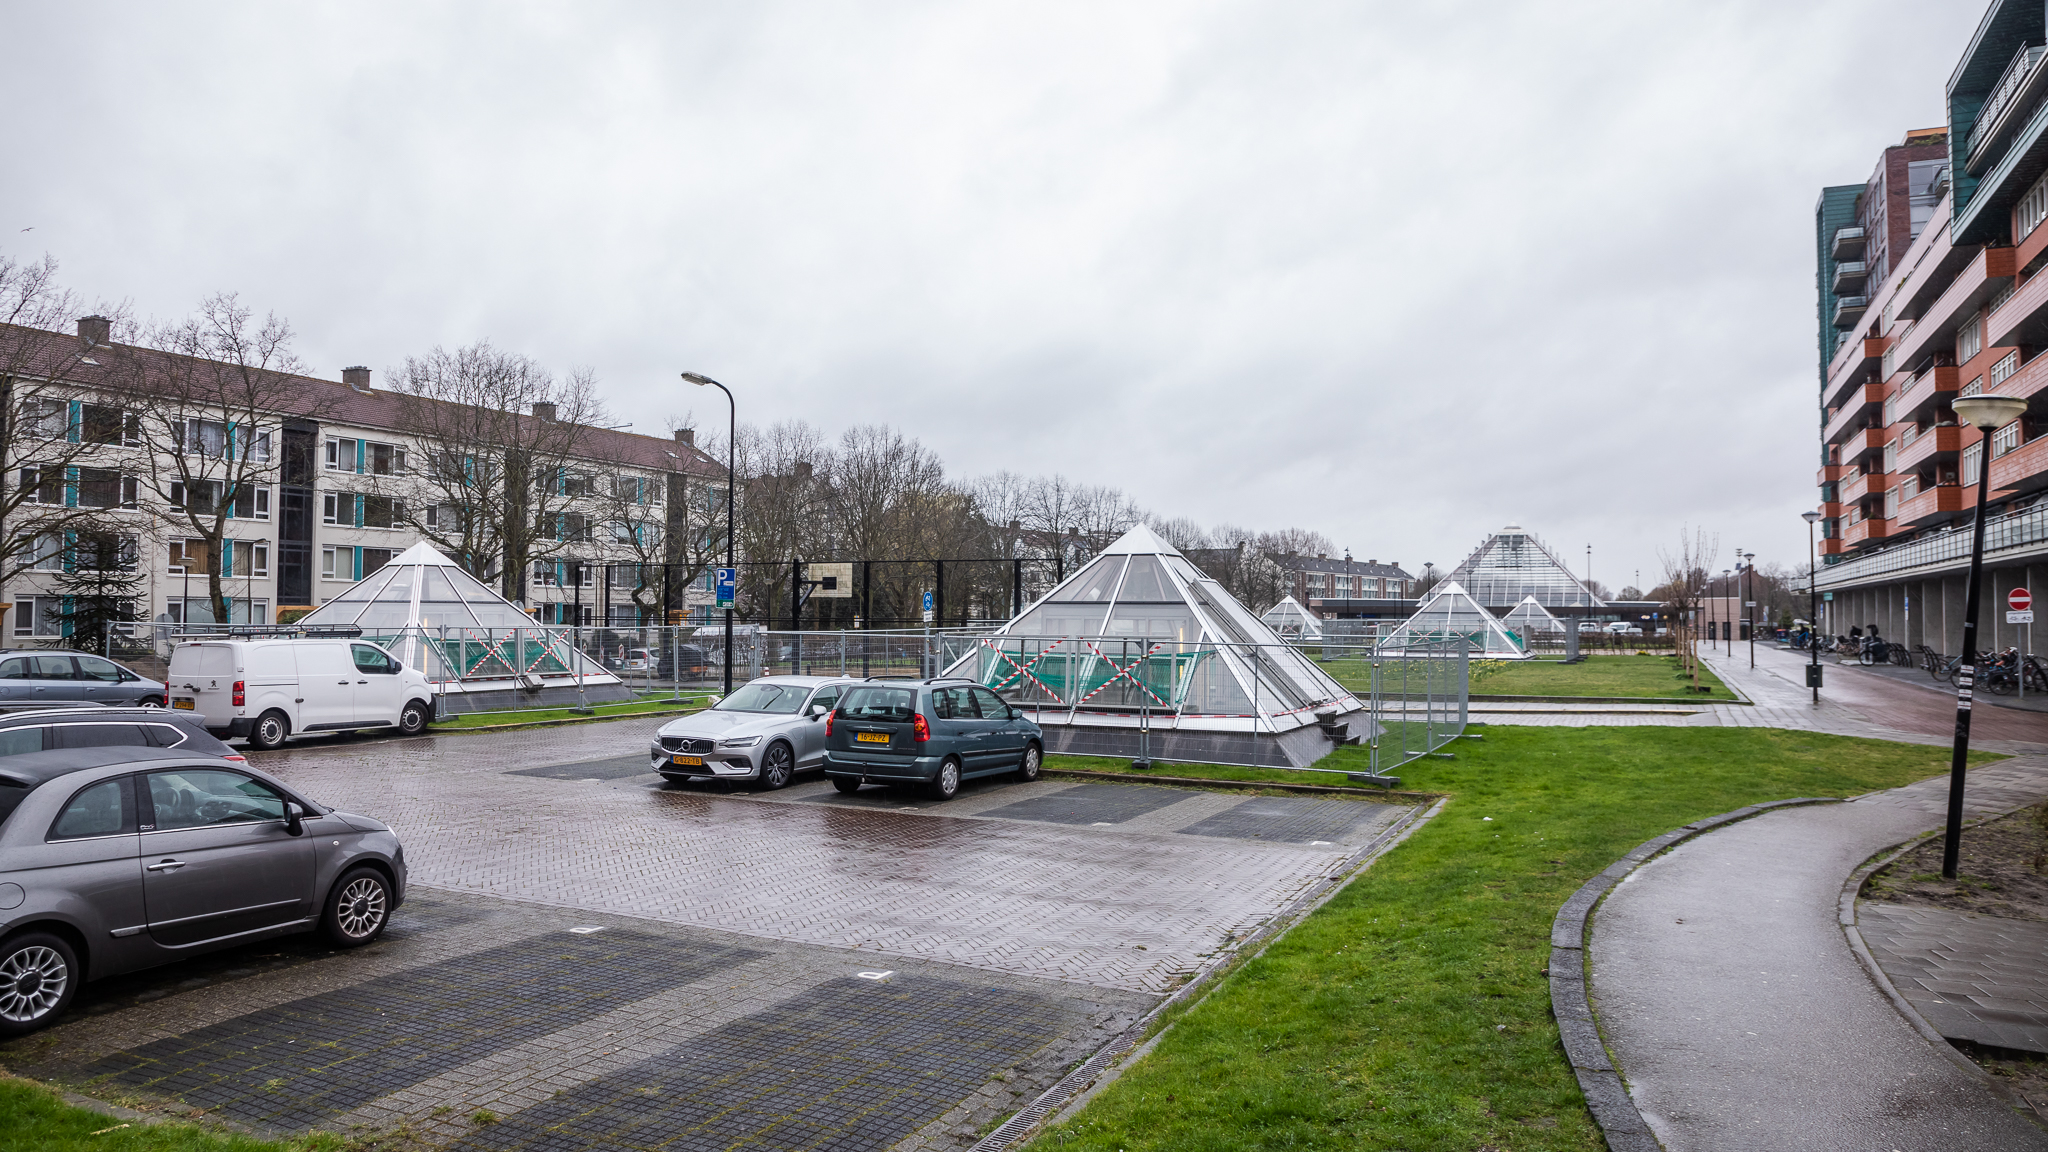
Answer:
714;682;809;714
839;686;918;722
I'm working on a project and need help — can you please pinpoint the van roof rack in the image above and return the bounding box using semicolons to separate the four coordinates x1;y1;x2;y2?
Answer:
220;624;363;639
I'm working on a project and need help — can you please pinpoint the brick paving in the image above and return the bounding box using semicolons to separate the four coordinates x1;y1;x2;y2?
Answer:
1858;903;2048;1054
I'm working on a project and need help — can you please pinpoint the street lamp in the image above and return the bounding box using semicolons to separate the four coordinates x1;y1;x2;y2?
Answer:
1743;550;1757;669
1939;392;2029;879
1719;569;1733;654
1803;510;1822;703
682;372;738;697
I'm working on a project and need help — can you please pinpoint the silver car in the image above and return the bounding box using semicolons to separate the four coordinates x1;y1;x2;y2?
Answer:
0;746;406;1036
0;650;167;708
650;675;855;790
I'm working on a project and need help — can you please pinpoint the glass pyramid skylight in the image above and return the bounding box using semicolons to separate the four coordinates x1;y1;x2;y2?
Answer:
945;524;1359;732
1378;580;1529;657
1444;524;1603;608
1260;595;1323;641
1503;595;1566;635
293;542;621;692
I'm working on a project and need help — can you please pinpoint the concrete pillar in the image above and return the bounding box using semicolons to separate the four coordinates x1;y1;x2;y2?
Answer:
1944;573;1965;653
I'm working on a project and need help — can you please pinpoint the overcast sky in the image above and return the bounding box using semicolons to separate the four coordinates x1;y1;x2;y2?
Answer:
0;1;1992;591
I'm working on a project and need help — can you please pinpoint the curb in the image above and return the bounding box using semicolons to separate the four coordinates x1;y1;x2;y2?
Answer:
1469;693;1747;706
966;797;1447;1151
1041;767;1440;803
1548;797;1843;1152
425;704;703;735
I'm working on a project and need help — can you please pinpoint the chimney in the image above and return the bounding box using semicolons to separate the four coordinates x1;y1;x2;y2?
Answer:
1067;526;1080;537
675;428;695;447
77;315;110;346
1317;553;1328;560
342;365;372;393
532;401;557;422
794;460;813;479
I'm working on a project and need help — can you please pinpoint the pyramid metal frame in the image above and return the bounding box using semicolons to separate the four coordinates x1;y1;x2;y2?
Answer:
1445;524;1604;608
1378;579;1530;658
292;542;624;695
943;524;1361;738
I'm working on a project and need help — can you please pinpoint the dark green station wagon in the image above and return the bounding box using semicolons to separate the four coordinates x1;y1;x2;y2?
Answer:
822;679;1044;800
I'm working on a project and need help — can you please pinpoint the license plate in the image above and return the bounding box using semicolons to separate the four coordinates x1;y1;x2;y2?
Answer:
670;754;703;767
172;699;195;710
855;732;890;744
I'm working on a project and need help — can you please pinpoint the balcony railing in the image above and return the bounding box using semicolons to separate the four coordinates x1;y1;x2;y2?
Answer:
1967;43;2048;168
1832;260;1868;295
1843;518;1891;546
1832;226;1866;262
1832;295;1869;329
1897;483;1968;526
1817;498;2048;587
1895;424;1963;474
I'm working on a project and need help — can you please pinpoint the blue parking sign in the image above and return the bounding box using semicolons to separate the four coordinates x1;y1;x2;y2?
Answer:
715;567;736;608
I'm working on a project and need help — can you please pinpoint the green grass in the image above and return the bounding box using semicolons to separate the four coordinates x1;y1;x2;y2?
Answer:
1033;727;1998;1151
427;697;705;729
1470;653;1732;699
0;1074;347;1152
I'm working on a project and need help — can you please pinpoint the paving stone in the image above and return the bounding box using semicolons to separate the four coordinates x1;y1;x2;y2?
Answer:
1861;902;2048;1054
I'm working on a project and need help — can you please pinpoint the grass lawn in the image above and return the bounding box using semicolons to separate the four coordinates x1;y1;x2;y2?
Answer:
1032;727;1996;1151
0;1074;341;1152
1471;653;1733;699
426;696;704;729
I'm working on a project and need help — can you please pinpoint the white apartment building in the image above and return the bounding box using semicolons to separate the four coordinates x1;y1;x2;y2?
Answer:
2;319;728;641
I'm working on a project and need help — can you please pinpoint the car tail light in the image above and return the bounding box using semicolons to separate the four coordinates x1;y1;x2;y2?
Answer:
912;713;930;742
232;681;245;707
825;709;836;737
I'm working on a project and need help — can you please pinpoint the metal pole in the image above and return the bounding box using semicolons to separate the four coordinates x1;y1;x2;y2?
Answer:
1012;558;1023;621
861;560;871;677
1943;461;1997;880
1746;557;1756;669
790;558;803;675
1808;518;1820;704
935;559;945;631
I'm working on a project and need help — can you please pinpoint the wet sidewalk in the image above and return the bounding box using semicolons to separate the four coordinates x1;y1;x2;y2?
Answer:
1587;760;2048;1149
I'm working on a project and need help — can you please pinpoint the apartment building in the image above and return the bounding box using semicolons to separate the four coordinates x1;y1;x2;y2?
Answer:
0;319;727;641
1813;0;2048;650
1270;553;1414;619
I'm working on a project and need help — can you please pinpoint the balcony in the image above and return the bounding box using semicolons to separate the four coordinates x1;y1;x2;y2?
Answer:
1823;335;1888;409
1988;431;2048;496
1832;226;1866;262
1824;382;1887;444
1897;483;1970;527
1820;538;1848;557
1832;260;1868;295
1895;424;1965;474
1966;44;2048;174
1818;501;1844;521
1892;247;2018;367
1839;426;1889;467
1843;517;1893;546
1839;470;1889;506
1889;366;1960;425
1832;295;1869;329
1987;255;2048;348
1817;464;1846;486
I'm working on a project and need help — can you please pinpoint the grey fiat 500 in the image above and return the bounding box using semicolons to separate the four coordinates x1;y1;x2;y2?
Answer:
0;746;406;1036
650;675;856;789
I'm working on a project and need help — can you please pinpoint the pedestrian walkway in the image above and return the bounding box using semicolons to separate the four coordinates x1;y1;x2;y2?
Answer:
1859;903;2048;1054
1588;760;2048;1150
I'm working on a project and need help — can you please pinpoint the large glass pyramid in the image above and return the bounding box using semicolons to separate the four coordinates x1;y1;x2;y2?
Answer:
293;542;622;694
1444;524;1603;608
1259;595;1323;641
1378;580;1529;658
945;524;1360;735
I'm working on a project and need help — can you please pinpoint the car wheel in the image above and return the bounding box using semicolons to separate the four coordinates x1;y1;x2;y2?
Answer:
138;695;164;709
398;700;430;736
249;709;291;751
1017;742;1042;782
322;867;392;947
0;932;78;1037
759;742;794;790
832;776;862;795
928;757;961;801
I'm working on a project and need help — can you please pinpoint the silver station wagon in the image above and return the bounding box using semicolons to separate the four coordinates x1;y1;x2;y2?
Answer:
650;675;856;789
0;747;406;1036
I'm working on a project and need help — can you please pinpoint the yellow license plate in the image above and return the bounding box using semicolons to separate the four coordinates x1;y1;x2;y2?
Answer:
671;754;703;767
172;699;195;710
855;732;890;744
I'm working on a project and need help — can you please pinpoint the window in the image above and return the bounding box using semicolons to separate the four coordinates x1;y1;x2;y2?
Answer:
230;484;270;520
531;560;558;588
558;512;591;542
169;539;211;574
73;656;130;683
325;437;356;470
2020;167;2048;242
1994;420;2023;458
360;547;394;577
238;427;272;463
19;398;66;440
165;598;267;626
183;418;228;458
81;404;139;447
968;686;1008;720
1961;376;1985;398
1964;441;1985;486
558;472;593;497
1992;351;2021;388
368;442;404;475
76;535;137;571
27;534;62;572
324;437;401;474
223;541;268;578
145;769;285;830
49;778;132;840
612;520;637;544
351;644;398;674
614;474;660;505
18;467;59;505
323;491;341;524
170;479;223;515
361;494;403;529
321;545;339;580
76;468;135;509
12;597;62;637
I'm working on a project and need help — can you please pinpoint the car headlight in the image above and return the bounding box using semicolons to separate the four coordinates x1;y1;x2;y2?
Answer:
719;735;761;748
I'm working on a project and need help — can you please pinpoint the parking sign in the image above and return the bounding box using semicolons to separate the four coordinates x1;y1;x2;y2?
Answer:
922;590;935;623
714;567;736;609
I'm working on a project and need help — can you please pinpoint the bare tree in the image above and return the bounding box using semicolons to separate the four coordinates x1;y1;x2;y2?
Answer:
1656;526;1719;689
587;447;724;626
114;294;329;626
385;341;609;602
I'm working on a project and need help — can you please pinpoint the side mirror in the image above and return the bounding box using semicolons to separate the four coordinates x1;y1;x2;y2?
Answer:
284;801;305;837
809;703;827;719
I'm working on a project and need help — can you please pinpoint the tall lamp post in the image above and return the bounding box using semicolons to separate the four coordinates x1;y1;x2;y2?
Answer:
1940;393;2029;879
682;372;738;697
1743;550;1757;669
1803;510;1822;703
1719;568;1733;654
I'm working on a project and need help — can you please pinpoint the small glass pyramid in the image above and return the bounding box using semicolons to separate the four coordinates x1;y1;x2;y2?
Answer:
1260;595;1323;641
1378;579;1529;657
293;542;622;692
1503;595;1566;635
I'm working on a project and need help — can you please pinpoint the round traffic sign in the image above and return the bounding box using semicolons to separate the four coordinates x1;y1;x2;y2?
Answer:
2012;588;2033;611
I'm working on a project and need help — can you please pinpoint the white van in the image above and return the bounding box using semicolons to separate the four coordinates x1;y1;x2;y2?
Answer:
167;636;436;750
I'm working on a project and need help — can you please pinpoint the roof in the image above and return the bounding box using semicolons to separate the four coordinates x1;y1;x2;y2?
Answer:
0;746;219;789
0;321;726;478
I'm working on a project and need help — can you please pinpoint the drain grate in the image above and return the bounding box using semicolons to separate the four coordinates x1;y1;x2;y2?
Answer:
91;931;762;1130
978;783;1195;826
1175;796;1393;844
452;974;1071;1152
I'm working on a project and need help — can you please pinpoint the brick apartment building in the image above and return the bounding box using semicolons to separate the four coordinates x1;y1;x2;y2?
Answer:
1814;0;2048;650
1270;553;1414;620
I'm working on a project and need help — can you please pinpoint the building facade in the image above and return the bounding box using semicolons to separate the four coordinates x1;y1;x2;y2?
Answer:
1813;1;2048;650
1269;553;1415;620
0;319;729;642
